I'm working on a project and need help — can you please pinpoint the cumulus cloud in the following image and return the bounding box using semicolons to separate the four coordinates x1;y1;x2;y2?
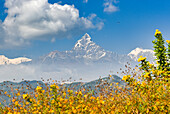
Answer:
0;0;103;48
88;14;104;30
104;0;119;13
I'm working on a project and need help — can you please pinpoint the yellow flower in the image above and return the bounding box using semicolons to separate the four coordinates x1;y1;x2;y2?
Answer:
49;109;54;113
138;57;146;62
33;104;37;107
141;81;146;87
50;84;56;88
7;112;12;114
166;40;170;44
144;72;150;78
35;94;38;97
122;75;129;81
15;101;19;105
50;84;59;89
36;86;42;91
78;91;82;95
153;105;158;111
155;29;161;35
12;99;16;102
100;100;105;104
42;90;45;93
51;99;55;104
133;82;137;86
127;101;131;105
23;94;28;100
16;92;20;96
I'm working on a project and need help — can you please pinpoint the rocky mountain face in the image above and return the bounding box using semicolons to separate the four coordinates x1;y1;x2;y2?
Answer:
41;33;135;66
0;55;32;65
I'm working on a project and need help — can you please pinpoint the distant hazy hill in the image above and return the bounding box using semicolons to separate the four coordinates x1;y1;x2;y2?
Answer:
0;75;124;106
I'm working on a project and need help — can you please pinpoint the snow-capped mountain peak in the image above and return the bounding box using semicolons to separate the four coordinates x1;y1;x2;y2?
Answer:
128;47;155;61
73;33;94;50
72;33;107;60
82;33;91;40
128;48;153;56
0;55;32;65
42;33;109;64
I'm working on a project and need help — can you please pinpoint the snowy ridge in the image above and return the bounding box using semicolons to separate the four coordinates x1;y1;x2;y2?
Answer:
72;33;107;60
0;55;32;65
128;48;154;56
42;33;108;64
73;33;93;50
128;48;155;62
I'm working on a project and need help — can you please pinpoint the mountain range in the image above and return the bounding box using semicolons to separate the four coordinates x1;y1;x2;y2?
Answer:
40;33;155;65
0;33;155;66
0;33;155;82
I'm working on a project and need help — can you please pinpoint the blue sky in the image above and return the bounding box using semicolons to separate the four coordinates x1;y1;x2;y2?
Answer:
0;0;170;58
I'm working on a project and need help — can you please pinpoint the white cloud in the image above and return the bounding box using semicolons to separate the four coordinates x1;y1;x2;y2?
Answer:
51;37;56;43
0;0;103;49
104;0;119;13
88;13;104;30
83;0;88;3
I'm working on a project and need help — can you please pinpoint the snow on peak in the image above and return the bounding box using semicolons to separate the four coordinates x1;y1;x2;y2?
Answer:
128;48;154;56
72;33;107;60
73;33;93;50
82;33;91;40
0;55;32;65
128;47;154;61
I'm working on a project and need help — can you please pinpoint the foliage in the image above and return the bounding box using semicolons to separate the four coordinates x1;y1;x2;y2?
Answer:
0;29;169;113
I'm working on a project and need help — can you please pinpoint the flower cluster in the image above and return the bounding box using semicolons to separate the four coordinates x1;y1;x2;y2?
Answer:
137;56;146;62
155;29;161;35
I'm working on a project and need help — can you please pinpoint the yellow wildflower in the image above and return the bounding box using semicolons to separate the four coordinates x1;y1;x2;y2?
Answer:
122;75;129;81
12;99;16;102
155;29;161;35
138;57;146;62
153;105;158;111
50;84;59;89
50;84;56;88
26;102;29;105
78;91;82;95
166;40;170;44
141;81;146;87
15;101;19;106
51;99;55;104
16;92;20;96
36;86;42;91
7;112;12;114
23;94;28;100
42;90;45;93
127;101;131;105
144;72;150;78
